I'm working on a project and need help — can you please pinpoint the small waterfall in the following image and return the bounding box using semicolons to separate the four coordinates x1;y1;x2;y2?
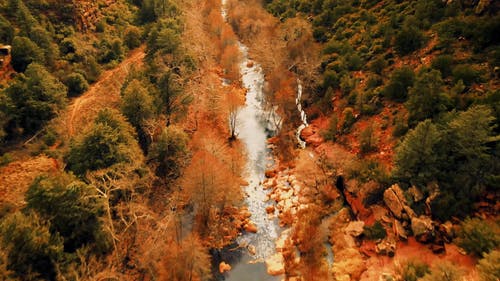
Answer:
295;79;308;149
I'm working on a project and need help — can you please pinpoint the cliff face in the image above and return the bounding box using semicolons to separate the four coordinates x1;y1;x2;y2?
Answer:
71;0;117;32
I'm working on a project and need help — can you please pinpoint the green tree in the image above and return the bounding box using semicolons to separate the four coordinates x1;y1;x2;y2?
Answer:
0;212;63;281
456;218;500;257
10;36;44;72
394;25;425;55
0;15;14;44
158;71;192;126
148;126;188;179
65;72;89;97
393;120;442;189
4;63;66;135
124;26;142;49
66;110;136;177
121;79;155;129
405;70;451;125
359;124;377;154
383;66;415;101
477;250;500;281
26;174;109;253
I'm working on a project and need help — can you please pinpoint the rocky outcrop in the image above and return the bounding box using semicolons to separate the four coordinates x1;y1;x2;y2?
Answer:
375;237;396;257
265;253;285;276
383;184;416;220
394;219;408;240
345;221;365;237
411;216;434;243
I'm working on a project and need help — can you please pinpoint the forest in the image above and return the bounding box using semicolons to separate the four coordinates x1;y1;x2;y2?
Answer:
0;0;498;280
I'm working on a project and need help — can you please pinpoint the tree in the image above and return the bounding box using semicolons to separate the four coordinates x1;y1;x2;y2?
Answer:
4;63;66;135
393;120;442;189
0;212;63;281
121;79;155;129
456;218;500;257
0;15;14;44
157;234;211;281
65;72;89;97
124;26;142;49
477;250;500;281
383;66;415;101
405;70;451;125
25;174;109;253
226;87;244;139
182;148;241;238
66;110;137;177
158;71;192;126
394;23;425;55
148;126;188;179
10;36;44;72
359;124;377;154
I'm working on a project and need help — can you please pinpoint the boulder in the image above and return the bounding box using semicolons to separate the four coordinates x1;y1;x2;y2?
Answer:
266;253;285;276
440;221;454;242
383;185;405;219
244;222;258;233
394;219;408;240
247;244;256;256
265;169;277;178
345;221;365;237
219;261;231;273
266;205;275;214
408;186;424;203
375;237;397;257
411;216;434;243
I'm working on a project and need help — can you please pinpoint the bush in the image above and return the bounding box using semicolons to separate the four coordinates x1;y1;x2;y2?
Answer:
394;26;425;55
477;250;500;281
65;73;89;97
124;26;142;49
11;36;44;72
431;55;454;78
26;174;110;253
148;126;188;179
421;261;463;281
383;66;415;101
456;218;500;257
359;124;377;153
341;107;356;133
363;221;386;240
322;114;338;142
369;57;387;74
395;259;430;281
452;64;480;86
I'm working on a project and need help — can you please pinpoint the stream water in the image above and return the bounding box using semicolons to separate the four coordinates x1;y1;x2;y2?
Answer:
217;1;281;280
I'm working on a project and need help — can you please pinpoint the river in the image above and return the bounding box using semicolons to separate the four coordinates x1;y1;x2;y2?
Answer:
217;1;282;280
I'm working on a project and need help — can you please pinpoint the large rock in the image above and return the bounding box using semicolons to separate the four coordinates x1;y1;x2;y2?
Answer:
383;185;405;219
345;221;365;237
376;237;397;257
244;221;258;233
411;216;434;243
266;253;285;276
219;261;231;273
394;219;408;240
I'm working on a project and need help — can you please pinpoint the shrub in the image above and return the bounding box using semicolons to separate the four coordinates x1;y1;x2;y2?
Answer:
452;64;480;86
395;259;430;281
341;107;356;133
477;250;500;281
395;26;425;55
431;55;454;78
124;26;142;49
65;72;89;97
369;57;387;74
359;124;377;153
383;66;415;101
322;114;338;142
456;218;500;257
363;221;386;240
11;36;44;72
421;261;463;281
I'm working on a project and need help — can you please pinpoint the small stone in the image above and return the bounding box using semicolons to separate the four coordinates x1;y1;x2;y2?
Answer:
244;222;258;233
219;261;231;273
